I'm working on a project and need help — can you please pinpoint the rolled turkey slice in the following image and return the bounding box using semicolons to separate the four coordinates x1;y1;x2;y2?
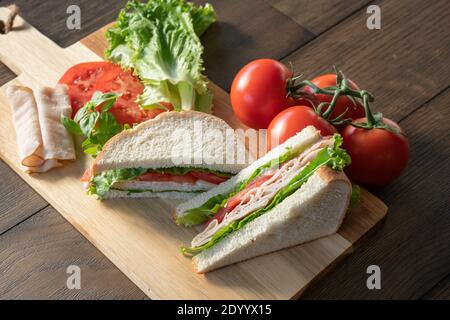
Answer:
6;85;75;173
34;85;75;161
6;86;45;169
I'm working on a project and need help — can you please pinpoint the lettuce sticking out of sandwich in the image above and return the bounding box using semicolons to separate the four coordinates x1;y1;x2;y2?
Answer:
174;126;353;273
86;167;233;198
83;111;252;200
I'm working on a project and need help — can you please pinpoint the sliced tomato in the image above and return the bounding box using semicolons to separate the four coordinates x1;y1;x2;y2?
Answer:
137;172;198;184
204;174;273;228
80;167;93;182
226;174;273;210
58;62;171;126
190;172;229;184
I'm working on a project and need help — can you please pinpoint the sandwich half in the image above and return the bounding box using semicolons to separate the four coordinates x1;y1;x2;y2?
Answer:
84;111;251;199
175;126;352;273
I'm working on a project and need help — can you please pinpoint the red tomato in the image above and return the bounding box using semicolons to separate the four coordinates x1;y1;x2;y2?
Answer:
266;105;337;150
80;168;93;182
342;118;409;186
190;172;229;184
204;174;273;228
231;59;292;129
286;96;314;108
303;74;365;122
138;172;198;184
58;62;170;126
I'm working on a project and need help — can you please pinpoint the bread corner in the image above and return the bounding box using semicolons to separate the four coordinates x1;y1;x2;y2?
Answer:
316;166;350;185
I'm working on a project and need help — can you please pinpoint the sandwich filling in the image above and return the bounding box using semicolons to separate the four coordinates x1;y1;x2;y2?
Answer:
84;167;233;198
179;134;351;255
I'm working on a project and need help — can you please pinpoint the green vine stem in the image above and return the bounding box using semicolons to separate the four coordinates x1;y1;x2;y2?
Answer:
286;69;399;132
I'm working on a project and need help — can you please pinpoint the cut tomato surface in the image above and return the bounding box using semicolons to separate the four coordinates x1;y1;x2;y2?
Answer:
137;172;198;184
80;168;93;182
81;169;228;185
190;172;229;184
58;62;170;126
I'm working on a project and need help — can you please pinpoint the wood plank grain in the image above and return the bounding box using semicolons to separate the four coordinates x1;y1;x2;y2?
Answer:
0;62;15;85
0;0;128;48
0;206;147;299
267;0;372;34
301;88;450;299
281;0;450;122
0;160;48;235
0;63;48;234
197;0;314;90
422;274;450;300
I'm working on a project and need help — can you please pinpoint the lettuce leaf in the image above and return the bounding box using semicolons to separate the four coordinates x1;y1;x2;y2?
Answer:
88;167;147;198
181;134;351;255
89;166;233;198
176;146;304;227
105;0;216;112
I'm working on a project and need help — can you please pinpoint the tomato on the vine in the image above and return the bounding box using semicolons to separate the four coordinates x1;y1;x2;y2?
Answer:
231;59;293;129
303;74;365;123
342;118;409;186
266;105;337;150
286;96;314;108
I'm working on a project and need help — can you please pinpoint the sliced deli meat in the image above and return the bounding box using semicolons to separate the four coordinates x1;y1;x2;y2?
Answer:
6;84;76;173
6;86;44;168
191;137;334;248
34;85;75;161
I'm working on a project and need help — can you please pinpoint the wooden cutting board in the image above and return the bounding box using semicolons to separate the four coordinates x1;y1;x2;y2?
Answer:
0;9;387;299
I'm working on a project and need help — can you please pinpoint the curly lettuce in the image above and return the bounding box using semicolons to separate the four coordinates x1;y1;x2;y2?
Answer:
105;0;216;112
88;166;232;199
88;167;147;198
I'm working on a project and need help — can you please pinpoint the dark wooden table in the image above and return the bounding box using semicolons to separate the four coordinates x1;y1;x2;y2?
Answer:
0;0;449;299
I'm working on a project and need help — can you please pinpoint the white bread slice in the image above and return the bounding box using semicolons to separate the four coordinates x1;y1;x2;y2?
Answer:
92;111;251;174
175;126;322;222
192;167;351;273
